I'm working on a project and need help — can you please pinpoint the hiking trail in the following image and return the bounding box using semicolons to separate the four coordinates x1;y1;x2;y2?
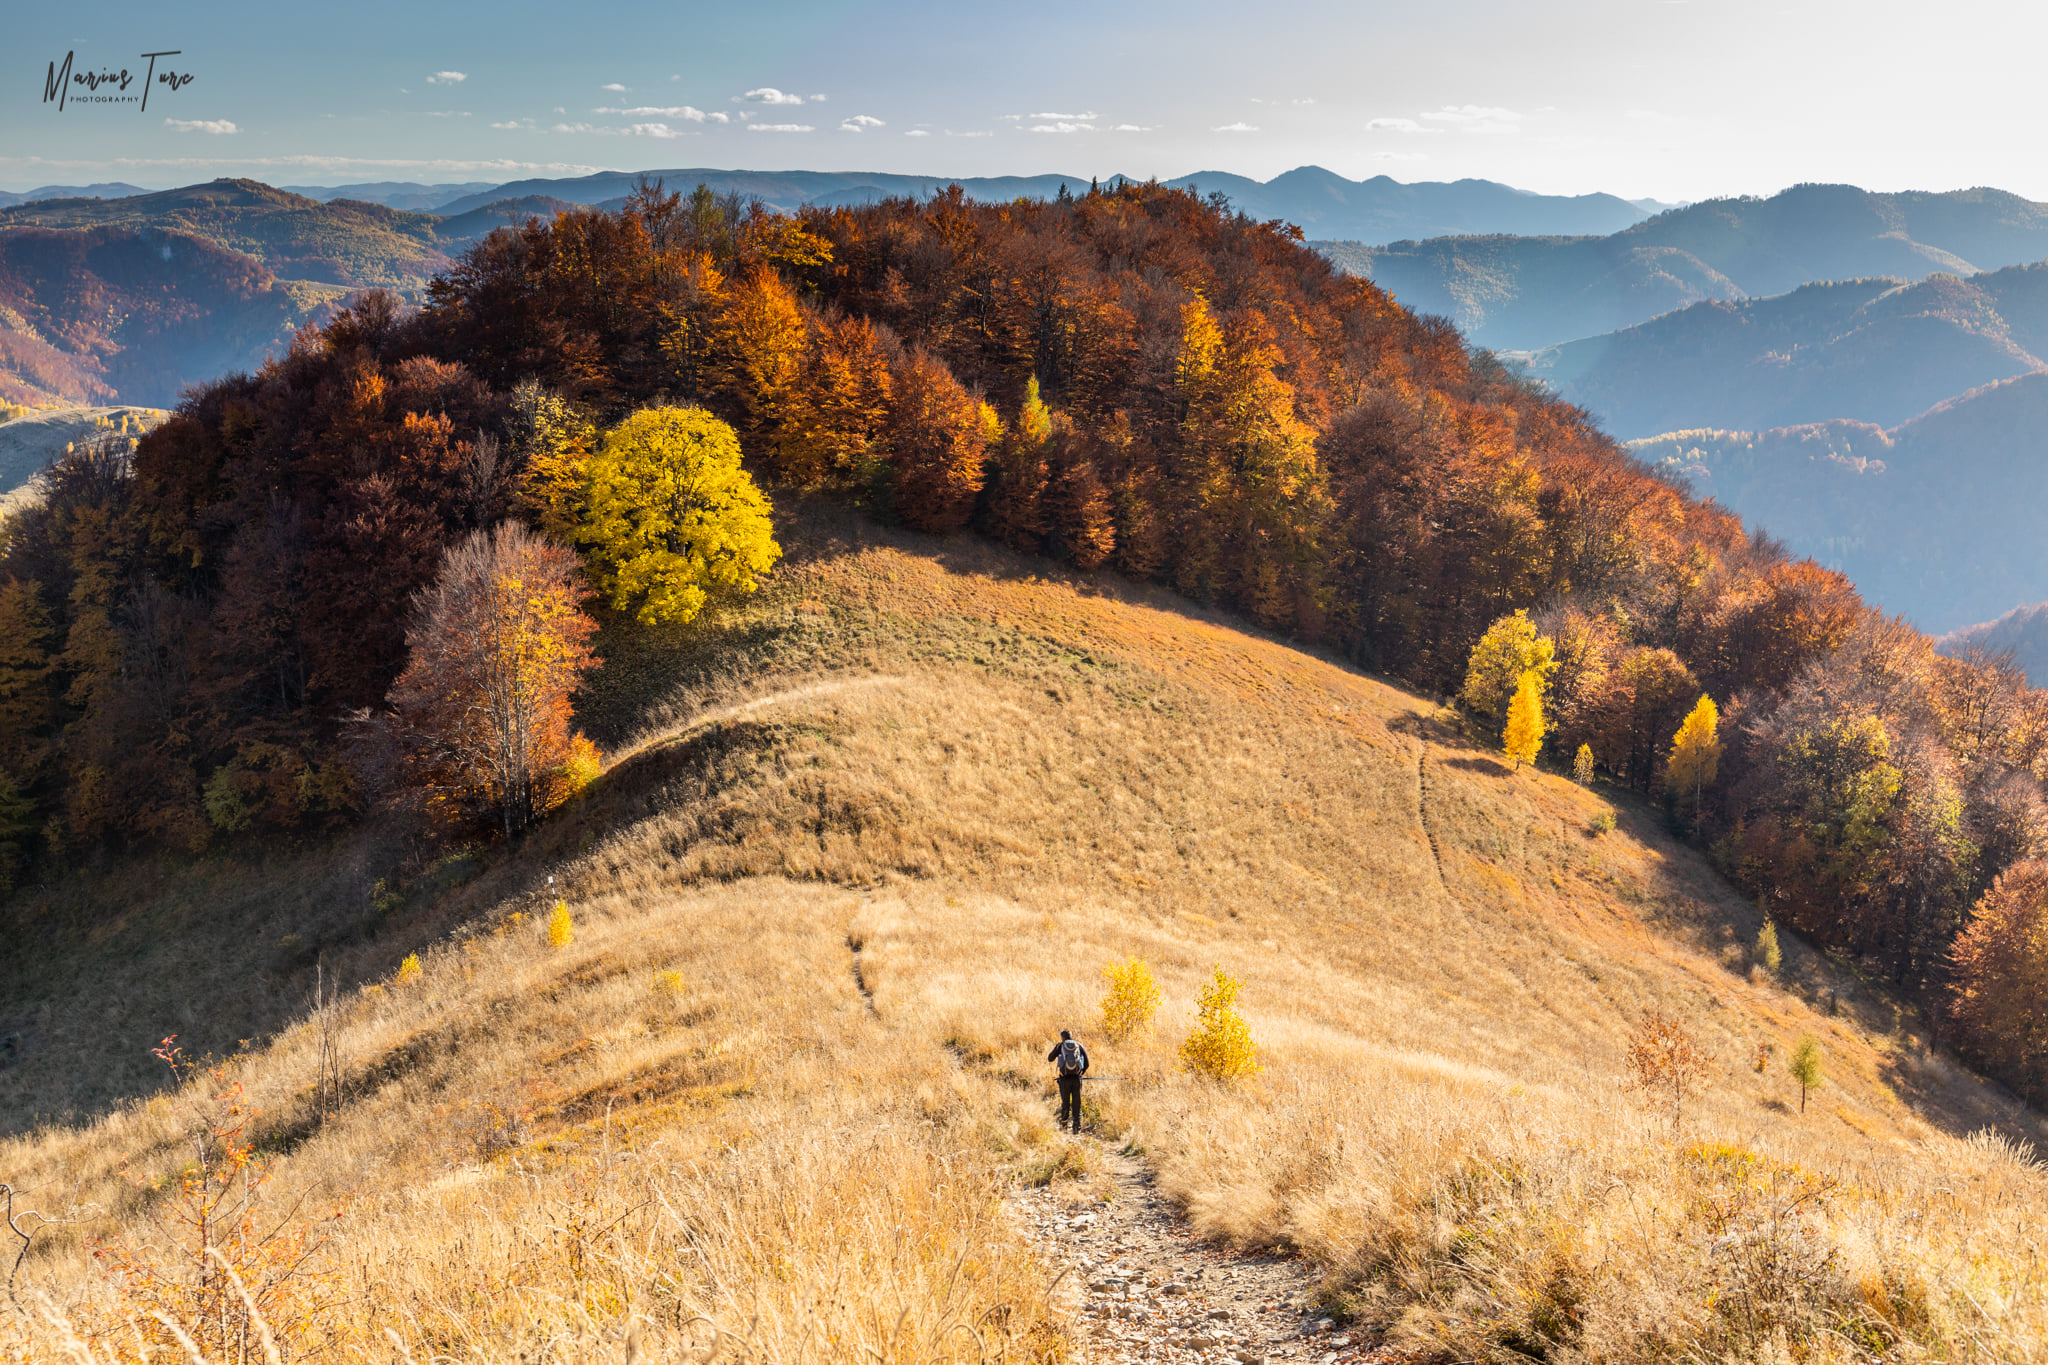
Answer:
1010;1136;1402;1365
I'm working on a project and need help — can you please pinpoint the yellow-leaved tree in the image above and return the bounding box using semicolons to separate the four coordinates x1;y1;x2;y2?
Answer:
577;406;781;625
1462;609;1557;739
1099;956;1162;1043
1666;693;1723;820
1181;966;1259;1082
1503;669;1545;771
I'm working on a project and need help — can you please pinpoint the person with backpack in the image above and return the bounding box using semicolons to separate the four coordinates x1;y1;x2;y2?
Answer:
1048;1029;1089;1133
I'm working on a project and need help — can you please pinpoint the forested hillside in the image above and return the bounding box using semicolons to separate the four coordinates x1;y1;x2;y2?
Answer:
0;180;455;291
0;225;340;407
1320;183;2048;351
6;180;2048;1098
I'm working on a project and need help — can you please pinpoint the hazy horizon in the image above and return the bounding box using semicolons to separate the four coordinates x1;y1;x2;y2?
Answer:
12;0;2048;204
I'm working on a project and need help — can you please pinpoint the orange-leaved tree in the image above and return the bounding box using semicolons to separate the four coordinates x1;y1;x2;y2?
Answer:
388;523;600;837
885;347;996;534
1950;861;2048;1090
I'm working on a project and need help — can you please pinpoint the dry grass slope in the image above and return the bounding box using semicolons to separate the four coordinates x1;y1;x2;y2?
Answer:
5;504;2045;1362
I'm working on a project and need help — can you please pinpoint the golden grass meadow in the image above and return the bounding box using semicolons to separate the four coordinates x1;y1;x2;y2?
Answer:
5;504;2047;1363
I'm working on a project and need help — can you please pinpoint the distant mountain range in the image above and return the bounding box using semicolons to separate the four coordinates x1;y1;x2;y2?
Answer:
1631;371;2048;634
3;167;1662;244
1523;262;2048;440
0;183;152;209
0;179;458;292
425;165;1657;241
1316;184;2048;351
279;180;499;212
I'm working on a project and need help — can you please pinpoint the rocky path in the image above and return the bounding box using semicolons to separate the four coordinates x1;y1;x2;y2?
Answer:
1011;1137;1401;1365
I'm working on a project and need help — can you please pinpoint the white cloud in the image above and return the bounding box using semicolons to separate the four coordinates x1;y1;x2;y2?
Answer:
426;110;472;118
549;121;695;138
948;130;991;137
1368;117;1429;134
840;114;884;132
904;128;931;137
1030;121;1095;134
164;118;238;134
426;71;466;84
747;123;813;133
597;105;728;123
601;83;628;93
1421;104;1524;133
553;106;566;114
809;94;827;101
1110;123;1155;132
1212;121;1259;133
1000;114;1024;121
1030;110;1096;120
490;120;524;130
738;87;805;105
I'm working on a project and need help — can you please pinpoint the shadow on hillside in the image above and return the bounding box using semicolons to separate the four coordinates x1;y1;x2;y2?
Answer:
0;820;432;1138
1444;755;1513;777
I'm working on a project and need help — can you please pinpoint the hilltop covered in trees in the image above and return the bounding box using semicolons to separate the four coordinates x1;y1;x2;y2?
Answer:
4;180;2046;1094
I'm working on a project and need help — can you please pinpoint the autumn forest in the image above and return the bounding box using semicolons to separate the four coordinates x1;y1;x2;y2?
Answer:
4;179;2046;1099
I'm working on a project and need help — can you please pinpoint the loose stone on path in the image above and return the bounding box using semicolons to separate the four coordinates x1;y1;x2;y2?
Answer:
1007;1136;1404;1364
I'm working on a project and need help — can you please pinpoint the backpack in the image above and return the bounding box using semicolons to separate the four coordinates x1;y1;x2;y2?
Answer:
1058;1039;1084;1075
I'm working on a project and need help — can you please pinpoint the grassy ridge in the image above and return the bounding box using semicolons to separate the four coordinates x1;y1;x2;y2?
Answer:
5;505;2042;1361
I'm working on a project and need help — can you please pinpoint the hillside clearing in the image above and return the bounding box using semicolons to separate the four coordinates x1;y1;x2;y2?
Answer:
4;505;2045;1362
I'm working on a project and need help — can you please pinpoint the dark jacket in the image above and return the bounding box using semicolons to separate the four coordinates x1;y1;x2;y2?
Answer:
1049;1040;1090;1074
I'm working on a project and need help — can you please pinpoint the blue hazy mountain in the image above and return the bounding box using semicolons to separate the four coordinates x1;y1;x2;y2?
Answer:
426;166;1651;242
1317;184;2048;352
1523;262;2048;441
280;181;499;212
0;183;152;209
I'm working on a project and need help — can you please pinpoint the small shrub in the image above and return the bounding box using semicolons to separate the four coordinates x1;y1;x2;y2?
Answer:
1754;920;1782;974
1788;1035;1824;1113
1625;1012;1709;1134
1181;966;1259;1082
1572;743;1595;785
547;900;574;948
1099;956;1162;1042
653;969;686;998
556;733;603;802
395;953;423;987
1589;811;1616;836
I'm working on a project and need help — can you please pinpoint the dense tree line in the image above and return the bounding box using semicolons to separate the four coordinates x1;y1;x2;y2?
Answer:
3;179;2045;1093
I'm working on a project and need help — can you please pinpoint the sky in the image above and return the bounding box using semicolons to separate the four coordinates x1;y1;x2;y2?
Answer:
8;0;2048;202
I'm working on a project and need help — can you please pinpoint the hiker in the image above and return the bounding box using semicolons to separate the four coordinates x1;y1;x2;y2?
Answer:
1049;1029;1089;1133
